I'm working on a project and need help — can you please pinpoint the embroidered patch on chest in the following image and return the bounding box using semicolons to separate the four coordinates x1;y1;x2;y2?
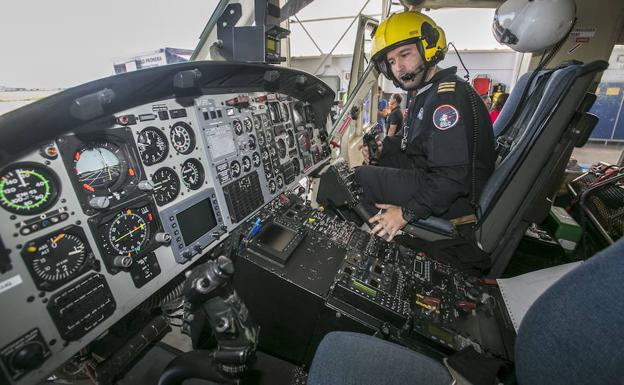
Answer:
432;104;459;130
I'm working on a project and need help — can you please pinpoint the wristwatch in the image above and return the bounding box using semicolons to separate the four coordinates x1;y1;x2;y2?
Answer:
402;207;417;223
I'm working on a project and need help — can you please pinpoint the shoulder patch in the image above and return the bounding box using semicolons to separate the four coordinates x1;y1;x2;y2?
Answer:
437;81;456;94
432;104;460;130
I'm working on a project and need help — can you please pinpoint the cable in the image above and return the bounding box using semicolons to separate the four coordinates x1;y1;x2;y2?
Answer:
460;81;481;226
448;42;470;82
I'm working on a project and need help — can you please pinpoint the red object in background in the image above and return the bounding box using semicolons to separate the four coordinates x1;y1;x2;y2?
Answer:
472;75;493;97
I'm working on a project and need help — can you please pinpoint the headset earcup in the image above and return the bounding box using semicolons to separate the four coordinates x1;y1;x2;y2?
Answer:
421;22;440;49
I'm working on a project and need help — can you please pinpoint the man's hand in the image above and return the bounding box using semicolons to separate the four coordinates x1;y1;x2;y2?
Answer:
359;140;383;165
368;203;407;242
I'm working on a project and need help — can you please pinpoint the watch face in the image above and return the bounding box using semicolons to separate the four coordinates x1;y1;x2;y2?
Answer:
402;208;417;223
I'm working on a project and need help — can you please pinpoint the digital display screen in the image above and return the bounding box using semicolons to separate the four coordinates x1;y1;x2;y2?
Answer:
204;125;237;160
256;223;296;252
426;324;454;345
176;198;217;246
266;38;277;53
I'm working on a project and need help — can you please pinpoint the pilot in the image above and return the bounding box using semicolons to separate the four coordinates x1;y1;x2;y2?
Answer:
356;10;496;241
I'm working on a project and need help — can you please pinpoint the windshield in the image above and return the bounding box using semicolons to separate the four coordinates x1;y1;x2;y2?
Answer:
0;0;219;116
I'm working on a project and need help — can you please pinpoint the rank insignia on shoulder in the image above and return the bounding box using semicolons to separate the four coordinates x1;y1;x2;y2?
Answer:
437;81;456;93
433;104;460;130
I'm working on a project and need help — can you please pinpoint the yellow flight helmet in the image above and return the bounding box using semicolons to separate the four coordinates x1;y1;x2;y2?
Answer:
371;11;447;81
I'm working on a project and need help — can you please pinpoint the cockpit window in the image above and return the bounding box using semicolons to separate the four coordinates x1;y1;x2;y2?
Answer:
0;0;216;116
571;45;624;168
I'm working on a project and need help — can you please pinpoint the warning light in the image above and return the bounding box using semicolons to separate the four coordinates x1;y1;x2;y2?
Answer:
74;152;81;161
147;213;153;221
128;168;135;177
82;183;95;192
40;144;59;160
116;115;137;126
27;245;37;253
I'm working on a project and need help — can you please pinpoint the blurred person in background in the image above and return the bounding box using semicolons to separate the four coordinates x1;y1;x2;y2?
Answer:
489;93;509;123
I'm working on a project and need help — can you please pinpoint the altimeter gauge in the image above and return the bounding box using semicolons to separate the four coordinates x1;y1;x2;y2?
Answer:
21;226;93;291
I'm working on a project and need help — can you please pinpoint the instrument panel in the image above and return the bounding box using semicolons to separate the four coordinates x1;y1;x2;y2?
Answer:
0;80;331;384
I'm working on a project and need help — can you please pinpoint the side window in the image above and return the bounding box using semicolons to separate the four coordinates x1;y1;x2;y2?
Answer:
572;45;624;167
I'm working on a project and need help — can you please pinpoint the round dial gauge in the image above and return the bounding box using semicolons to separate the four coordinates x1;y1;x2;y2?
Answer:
137;127;169;165
151;167;180;206
269;145;277;158
243;117;253;133
252;115;261;130
108;210;149;255
272;158;281;172
230;160;242;178
252;152;261;168
248;135;257;150
74;141;125;190
280;103;290;122
0;163;59;215
261;149;270;162
277;175;284;189
23;229;89;290
181;158;204;190
268;180;277;194
233;120;244;136
277;139;287;159
242;156;252;173
257;132;266;147
170;122;195;154
265;130;274;143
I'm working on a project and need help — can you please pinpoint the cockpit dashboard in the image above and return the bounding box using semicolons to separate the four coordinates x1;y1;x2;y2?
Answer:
0;61;334;385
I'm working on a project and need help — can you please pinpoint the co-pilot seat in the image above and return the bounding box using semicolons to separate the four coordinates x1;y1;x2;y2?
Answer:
403;60;608;276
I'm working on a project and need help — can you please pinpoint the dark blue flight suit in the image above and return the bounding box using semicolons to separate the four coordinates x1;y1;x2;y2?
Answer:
355;67;496;222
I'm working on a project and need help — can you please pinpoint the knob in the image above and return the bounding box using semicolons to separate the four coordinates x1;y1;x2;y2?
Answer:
113;255;133;268
155;232;171;244
12;343;45;371
193;244;202;254
138;180;154;191
89;196;110;209
181;250;192;260
216;255;234;276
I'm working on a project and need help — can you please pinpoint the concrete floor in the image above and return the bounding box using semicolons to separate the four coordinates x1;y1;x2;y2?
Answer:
572;141;624;167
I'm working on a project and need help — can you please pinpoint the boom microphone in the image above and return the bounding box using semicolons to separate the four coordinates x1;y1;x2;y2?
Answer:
399;64;426;82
